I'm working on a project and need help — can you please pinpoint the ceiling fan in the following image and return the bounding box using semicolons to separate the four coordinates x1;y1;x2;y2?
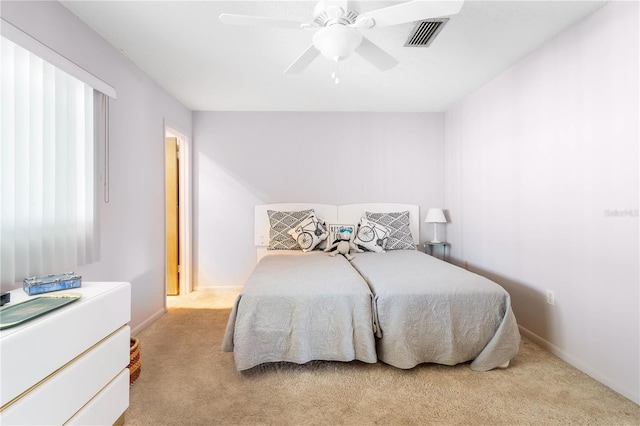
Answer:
219;1;464;83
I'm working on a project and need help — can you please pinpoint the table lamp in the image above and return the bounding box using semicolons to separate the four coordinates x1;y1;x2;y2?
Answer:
425;208;447;243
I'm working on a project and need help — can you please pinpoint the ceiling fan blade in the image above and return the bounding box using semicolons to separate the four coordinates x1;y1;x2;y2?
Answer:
354;37;399;71
219;13;304;29
355;0;464;29
284;45;320;74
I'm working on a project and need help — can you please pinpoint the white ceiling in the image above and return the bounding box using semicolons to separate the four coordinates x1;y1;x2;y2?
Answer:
61;0;607;112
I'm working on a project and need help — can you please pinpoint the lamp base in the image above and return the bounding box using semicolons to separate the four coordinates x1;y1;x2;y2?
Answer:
430;223;441;245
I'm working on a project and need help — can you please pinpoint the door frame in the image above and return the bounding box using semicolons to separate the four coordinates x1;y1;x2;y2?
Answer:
164;121;192;298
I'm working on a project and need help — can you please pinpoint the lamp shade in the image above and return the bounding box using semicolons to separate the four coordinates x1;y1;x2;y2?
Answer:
425;208;447;223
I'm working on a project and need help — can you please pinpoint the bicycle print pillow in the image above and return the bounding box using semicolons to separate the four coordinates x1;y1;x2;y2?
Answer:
354;217;390;253
365;211;416;250
287;212;329;252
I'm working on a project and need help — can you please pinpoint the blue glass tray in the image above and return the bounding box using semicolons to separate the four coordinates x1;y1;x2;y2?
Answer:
0;293;81;330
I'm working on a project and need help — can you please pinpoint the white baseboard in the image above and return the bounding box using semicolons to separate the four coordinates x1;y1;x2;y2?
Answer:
518;325;639;405
131;307;166;336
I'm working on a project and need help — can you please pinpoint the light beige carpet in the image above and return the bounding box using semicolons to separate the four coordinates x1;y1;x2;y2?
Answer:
125;297;639;425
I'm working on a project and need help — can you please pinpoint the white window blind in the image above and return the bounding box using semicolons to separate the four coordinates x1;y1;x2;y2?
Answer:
0;36;98;290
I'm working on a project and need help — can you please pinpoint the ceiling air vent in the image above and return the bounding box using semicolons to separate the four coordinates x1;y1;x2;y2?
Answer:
404;18;449;47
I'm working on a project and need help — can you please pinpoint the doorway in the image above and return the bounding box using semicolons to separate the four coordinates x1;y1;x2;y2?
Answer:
165;125;192;299
165;136;179;295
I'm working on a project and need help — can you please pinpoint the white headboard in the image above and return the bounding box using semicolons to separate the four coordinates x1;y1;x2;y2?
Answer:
255;203;420;259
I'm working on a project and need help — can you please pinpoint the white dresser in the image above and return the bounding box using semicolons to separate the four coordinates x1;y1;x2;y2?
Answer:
0;282;131;425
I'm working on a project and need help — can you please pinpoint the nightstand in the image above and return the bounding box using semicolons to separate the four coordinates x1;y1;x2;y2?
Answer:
424;241;448;261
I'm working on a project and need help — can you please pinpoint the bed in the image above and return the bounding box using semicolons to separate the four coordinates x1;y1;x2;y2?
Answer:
223;203;519;372
222;204;379;371
350;250;520;371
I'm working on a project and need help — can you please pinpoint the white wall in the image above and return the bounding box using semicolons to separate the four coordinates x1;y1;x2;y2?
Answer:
444;1;639;403
193;112;444;289
4;0;637;406
1;1;192;332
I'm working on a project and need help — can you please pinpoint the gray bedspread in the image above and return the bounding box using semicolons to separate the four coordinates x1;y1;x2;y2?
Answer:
222;252;378;371
350;251;520;371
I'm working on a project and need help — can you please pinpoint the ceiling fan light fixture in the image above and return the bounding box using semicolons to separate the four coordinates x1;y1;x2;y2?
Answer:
220;0;465;79
312;25;362;61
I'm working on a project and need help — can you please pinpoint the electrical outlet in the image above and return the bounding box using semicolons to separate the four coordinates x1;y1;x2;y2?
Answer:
546;290;555;306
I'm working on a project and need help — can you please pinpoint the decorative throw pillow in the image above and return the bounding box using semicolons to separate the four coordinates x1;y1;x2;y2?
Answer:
267;209;313;250
354;217;390;253
365;211;416;250
287;212;329;252
325;223;357;248
316;216;330;250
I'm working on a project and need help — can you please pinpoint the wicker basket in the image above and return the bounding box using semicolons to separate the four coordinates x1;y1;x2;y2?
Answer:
129;337;141;385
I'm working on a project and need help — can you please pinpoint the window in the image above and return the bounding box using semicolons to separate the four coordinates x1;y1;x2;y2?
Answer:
0;35;100;290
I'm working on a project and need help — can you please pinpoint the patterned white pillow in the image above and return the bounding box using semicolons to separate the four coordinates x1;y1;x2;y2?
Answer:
287;212;329;252
354;217;390;253
267;209;313;250
365;211;416;251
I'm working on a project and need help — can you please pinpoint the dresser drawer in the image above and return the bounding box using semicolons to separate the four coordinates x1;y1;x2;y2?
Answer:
67;369;130;426
0;325;129;425
0;282;131;408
